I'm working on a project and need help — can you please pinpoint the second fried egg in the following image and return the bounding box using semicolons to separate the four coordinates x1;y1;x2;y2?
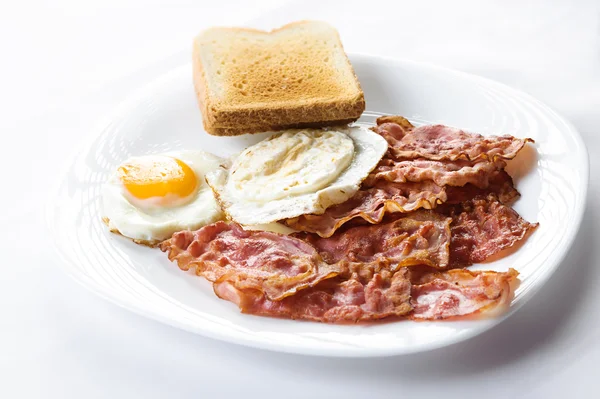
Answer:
206;126;388;225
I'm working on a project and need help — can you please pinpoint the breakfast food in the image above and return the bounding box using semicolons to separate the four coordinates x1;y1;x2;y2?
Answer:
214;270;415;322
444;194;538;266
161;211;453;289
216;268;518;322
284;117;533;237
409;268;519;320
294;210;452;272
163;222;338;300
445;170;520;205
158;115;536;322
102;21;540;325
102;151;224;245
193;21;365;136
365;158;505;188
205;126;388;225
105;114;536;322
161;224;519;322
375;115;531;161
284;180;447;238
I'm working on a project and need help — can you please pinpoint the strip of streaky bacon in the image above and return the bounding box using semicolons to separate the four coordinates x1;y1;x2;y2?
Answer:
294;210;452;278
444;170;520;206
373;116;533;162
409;268;519;320
213;266;519;323
364;157;506;188
213;269;413;323
444;194;539;266
159;222;338;301
284;180;447;237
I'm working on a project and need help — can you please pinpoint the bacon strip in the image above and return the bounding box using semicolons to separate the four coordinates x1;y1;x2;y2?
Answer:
284;180;447;237
445;170;520;206
213;269;413;323
214;266;519;323
159;222;338;301
444;195;538;266
365;157;506;188
295;210;452;277
410;268;519;320
374;116;532;162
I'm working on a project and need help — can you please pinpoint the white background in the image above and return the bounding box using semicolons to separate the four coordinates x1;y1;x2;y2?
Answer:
1;0;598;397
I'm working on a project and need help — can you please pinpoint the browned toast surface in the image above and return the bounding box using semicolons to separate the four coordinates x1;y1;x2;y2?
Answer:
193;21;365;136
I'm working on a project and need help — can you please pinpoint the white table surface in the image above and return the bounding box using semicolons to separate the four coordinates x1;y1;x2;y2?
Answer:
1;0;598;397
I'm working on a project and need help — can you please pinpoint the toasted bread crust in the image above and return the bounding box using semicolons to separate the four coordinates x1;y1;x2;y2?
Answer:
203;118;361;137
192;42;214;134
193;21;365;136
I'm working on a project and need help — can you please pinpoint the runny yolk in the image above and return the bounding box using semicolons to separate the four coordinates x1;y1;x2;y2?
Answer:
118;156;197;201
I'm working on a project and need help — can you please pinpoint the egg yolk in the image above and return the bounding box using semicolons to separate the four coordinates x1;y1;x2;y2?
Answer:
118;156;197;201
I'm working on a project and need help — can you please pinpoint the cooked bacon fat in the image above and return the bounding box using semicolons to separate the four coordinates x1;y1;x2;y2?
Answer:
159;222;338;301
410;268;519;319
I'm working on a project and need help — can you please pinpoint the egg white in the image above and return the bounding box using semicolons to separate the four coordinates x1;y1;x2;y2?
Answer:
102;151;224;243
206;126;388;225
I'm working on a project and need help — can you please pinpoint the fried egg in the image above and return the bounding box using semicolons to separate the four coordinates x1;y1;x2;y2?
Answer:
102;151;224;244
206;126;388;225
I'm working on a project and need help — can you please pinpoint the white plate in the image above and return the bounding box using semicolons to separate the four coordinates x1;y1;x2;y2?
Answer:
47;54;588;357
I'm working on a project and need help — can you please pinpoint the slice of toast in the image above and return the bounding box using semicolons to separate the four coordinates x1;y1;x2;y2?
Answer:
193;21;365;136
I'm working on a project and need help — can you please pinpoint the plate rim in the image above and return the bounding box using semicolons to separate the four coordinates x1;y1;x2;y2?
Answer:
46;52;590;357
